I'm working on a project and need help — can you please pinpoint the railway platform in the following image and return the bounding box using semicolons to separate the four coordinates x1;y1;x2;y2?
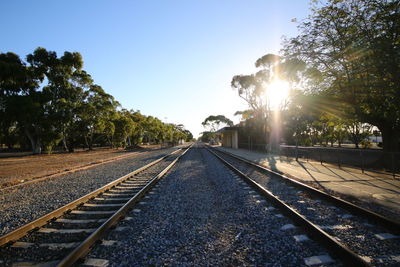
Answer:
216;146;400;219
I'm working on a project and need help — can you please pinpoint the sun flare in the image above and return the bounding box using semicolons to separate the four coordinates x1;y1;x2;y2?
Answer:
266;79;290;109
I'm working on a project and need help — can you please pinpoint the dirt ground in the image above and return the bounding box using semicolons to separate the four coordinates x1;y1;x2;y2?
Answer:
0;147;154;189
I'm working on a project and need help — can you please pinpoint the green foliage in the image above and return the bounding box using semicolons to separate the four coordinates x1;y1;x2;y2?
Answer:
0;48;191;153
199;131;216;142
112;111;134;148
360;139;373;149
345;120;371;149
230;0;399;154
202;115;233;132
283;0;400;152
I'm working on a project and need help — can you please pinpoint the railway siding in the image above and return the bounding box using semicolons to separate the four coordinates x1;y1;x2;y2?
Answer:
0;147;177;237
0;147;188;265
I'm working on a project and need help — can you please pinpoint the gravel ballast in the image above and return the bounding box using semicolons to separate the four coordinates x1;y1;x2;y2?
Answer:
213;148;400;266
0;147;178;236
87;147;340;266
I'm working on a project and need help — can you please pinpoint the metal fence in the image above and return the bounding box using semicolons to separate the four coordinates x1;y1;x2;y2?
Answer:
239;143;399;178
239;142;268;152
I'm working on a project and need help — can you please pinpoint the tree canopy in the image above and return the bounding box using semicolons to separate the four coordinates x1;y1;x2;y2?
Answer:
283;0;400;152
200;115;233;142
202;115;233;132
0;48;192;153
230;0;399;154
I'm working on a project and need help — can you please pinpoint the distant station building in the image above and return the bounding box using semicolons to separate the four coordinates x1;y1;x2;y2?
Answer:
217;126;239;149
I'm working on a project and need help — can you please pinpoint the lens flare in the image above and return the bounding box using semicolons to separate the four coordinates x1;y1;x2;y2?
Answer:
266;79;289;109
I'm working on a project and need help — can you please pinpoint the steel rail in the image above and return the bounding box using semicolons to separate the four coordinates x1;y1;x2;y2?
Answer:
211;146;400;234
57;144;192;266
0;148;181;247
206;147;370;267
0;150;143;192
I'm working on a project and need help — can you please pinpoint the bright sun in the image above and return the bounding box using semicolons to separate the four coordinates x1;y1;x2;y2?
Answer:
266;79;290;109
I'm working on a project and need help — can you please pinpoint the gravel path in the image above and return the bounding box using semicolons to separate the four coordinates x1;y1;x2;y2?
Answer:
87;147;340;266
0;147;177;236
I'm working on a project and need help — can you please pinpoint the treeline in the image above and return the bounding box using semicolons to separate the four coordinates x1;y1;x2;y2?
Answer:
0;48;192;154
230;0;399;153
234;107;376;149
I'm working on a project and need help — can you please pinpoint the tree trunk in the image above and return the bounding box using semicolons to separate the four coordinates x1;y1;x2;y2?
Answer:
378;125;400;170
62;136;68;151
24;128;41;154
380;126;400;153
87;132;94;150
67;137;75;153
351;135;359;149
88;139;93;150
84;135;90;150
68;143;74;153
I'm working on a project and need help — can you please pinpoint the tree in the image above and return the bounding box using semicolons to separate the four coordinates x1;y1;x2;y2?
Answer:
1;48;192;153
113;111;134;148
104;120;115;147
128;110;146;145
232;53;307;149
79;85;119;149
201;115;233;132
231;71;270;136
0;51;51;154
333;118;348;148
282;90;315;146
26;47;92;152
183;129;193;141
284;0;400;153
345;120;371;149
200;131;216;142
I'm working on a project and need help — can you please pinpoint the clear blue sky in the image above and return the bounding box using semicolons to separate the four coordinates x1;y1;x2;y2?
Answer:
1;0;311;137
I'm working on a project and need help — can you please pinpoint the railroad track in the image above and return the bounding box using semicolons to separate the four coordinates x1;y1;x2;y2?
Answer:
0;145;192;266
0;149;144;191
207;146;400;266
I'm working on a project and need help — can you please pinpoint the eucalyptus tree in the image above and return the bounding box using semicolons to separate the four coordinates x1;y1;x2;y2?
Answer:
284;0;400;153
201;115;233;143
201;115;233;132
282;90;314;146
128;110;146;145
183;129;193;141
200;131;215;142
171;124;188;144
232;53;308;148
104;120;116;147
169;123;192;143
332;118;348;147
345;120;372;149
26;47;93;152
1;47;193;152
0;51;57;153
112;111;135;148
141;116;160;143
79;85;119;149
